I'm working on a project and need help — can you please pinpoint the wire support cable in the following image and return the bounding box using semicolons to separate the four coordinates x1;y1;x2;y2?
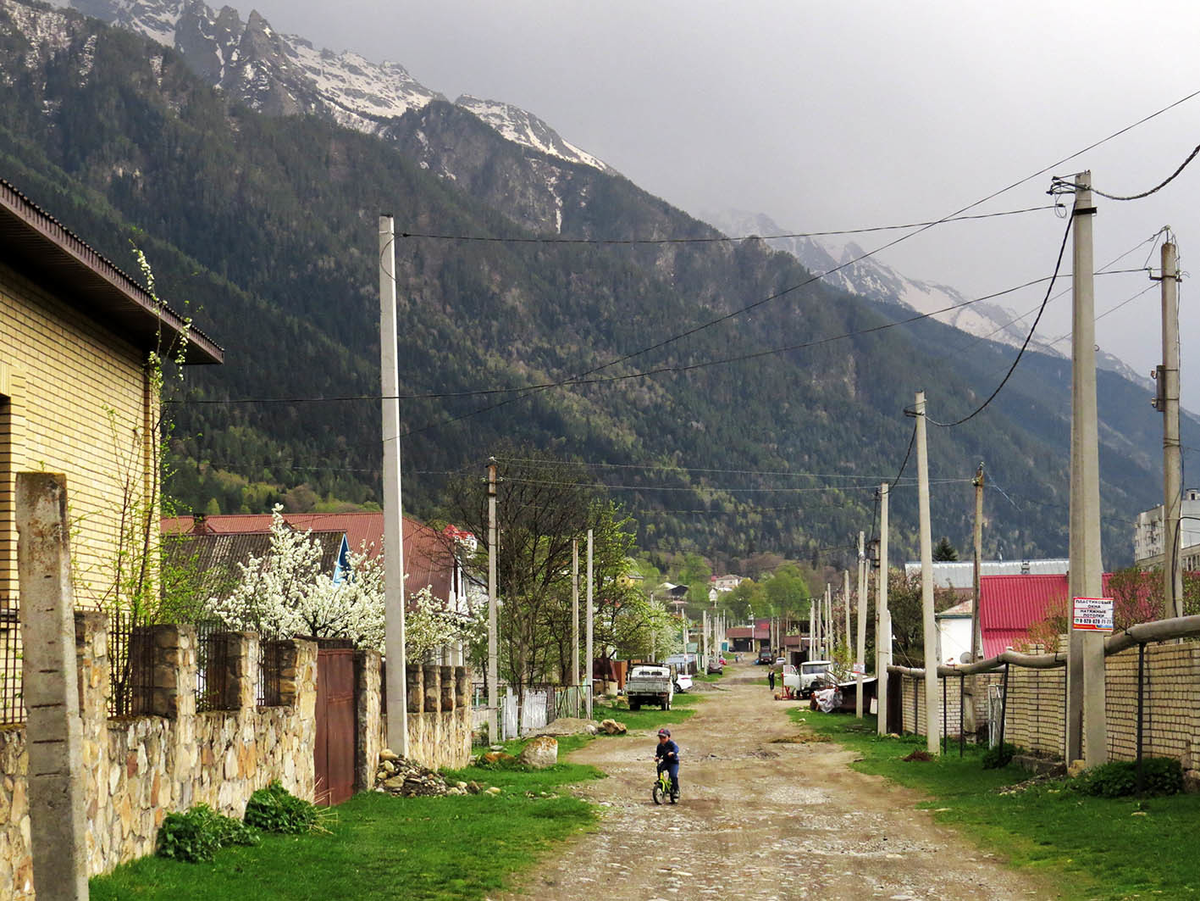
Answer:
1091;142;1200;201
926;213;1074;428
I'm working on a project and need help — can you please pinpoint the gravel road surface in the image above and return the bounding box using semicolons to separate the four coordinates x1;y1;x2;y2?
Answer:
499;662;1047;900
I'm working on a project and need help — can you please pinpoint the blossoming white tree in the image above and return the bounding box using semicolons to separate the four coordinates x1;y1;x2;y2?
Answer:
207;507;474;658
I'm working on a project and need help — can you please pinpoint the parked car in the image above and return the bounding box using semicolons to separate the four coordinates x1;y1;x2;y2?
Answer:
674;670;693;692
756;650;773;664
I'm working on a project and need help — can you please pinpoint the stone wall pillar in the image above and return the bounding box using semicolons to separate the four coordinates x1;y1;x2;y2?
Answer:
149;624;196;720
16;472;88;899
217;632;256;711
275;640;317;800
423;665;441;713
354;649;382;791
440;665;454;711
406;664;423;714
454;666;469;710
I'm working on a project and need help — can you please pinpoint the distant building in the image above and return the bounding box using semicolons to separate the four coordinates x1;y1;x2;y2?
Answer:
1133;490;1200;570
708;573;745;601
902;559;1070;598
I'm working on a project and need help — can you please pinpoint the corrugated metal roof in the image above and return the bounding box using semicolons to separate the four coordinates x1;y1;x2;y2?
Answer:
980;574;1068;630
725;626;753;639
163;530;345;599
0;179;222;365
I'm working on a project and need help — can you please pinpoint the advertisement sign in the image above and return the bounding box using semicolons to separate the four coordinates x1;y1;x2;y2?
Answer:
852;663;866;675
1072;597;1114;632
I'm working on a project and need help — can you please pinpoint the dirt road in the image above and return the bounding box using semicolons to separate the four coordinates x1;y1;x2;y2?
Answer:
501;662;1046;901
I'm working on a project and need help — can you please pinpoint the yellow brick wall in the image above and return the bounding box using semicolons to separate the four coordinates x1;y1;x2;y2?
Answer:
0;261;156;610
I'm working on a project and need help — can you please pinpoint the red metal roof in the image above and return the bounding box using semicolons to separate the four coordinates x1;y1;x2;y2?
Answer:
753;617;770;640
725;626;753;639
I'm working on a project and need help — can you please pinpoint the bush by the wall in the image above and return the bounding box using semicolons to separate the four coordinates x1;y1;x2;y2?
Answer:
982;742;1016;769
244;780;320;834
156;804;260;863
1072;758;1183;798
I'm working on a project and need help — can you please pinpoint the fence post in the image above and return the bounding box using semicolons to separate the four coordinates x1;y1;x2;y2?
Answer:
999;662;1009;750
16;472;88;900
959;674;965;758
941;674;947;755
353;648;382;792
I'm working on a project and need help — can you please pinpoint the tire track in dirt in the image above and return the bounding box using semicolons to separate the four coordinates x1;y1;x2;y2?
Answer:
498;663;1049;900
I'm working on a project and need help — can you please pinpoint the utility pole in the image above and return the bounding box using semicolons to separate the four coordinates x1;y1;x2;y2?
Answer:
487;459;499;742
1065;171;1106;767
379;215;408;757
877;482;890;735
825;584;833;659
856;531;867;718
571;539;580;685
915;391;940;754
586;528;594;720
971;464;985;661
702;609;709;670
1156;240;1183;619
843;568;851;659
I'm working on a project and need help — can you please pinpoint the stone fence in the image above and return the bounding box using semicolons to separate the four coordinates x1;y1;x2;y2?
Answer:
1;615;472;898
893;638;1200;771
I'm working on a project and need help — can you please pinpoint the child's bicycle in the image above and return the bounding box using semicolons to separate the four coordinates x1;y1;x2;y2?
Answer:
652;767;679;805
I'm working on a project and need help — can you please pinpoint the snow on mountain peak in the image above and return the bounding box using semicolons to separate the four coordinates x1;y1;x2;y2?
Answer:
60;0;611;172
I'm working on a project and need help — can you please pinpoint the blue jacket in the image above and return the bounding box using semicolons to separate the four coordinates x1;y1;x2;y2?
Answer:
656;739;680;764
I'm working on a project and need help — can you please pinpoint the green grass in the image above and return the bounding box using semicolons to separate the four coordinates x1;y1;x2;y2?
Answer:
790;708;1200;900
90;736;601;901
592;691;699;732
692;669;725;682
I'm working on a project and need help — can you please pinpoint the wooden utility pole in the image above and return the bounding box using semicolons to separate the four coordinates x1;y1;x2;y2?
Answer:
915;390;940;754
379;215;408;756
971;463;985;661
877;482;891;735
1065;171;1106;767
586;528;594;720
1157;240;1183;619
571;539;580;686
487;459;499;742
856;531;867;718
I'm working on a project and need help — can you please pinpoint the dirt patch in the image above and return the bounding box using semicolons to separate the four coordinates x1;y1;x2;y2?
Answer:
903;749;934;762
498;663;1048;900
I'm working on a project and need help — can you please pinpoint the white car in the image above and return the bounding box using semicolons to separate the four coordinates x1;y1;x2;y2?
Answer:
783;660;833;696
674;671;693;692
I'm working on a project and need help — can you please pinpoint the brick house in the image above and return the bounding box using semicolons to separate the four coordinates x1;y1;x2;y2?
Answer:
0;179;223;611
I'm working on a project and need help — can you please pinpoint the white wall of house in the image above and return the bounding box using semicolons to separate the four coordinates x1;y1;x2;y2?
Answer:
936;615;972;666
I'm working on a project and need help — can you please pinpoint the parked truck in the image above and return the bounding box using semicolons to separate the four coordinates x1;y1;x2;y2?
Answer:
625;664;675;711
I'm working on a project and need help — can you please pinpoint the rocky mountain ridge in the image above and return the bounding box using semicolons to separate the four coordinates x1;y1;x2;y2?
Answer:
59;0;611;177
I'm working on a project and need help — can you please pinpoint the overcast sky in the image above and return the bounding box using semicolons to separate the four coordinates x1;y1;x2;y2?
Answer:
235;1;1200;405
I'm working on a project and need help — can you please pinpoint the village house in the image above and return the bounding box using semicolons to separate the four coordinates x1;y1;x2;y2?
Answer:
0;179;223;617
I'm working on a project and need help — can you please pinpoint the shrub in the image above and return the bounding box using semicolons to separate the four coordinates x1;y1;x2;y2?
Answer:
156;804;259;863
1072;758;1183;798
982;742;1016;769
245;780;320;833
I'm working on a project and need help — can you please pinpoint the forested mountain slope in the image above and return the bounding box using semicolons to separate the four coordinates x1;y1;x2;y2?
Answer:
0;0;1187;568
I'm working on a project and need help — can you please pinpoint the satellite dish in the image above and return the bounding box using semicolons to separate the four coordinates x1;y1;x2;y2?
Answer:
959;652;973;664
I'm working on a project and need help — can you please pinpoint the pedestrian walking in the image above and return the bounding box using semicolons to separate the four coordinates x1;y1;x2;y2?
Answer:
768;668;776;692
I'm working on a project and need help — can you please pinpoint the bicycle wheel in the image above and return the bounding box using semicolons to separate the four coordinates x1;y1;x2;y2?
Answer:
652;781;664;805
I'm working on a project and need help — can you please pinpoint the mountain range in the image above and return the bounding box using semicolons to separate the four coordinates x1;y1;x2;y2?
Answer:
2;0;1189;571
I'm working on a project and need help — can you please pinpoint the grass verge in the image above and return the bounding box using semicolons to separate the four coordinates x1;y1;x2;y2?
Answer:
790;708;1200;900
90;735;601;901
592;691;699;732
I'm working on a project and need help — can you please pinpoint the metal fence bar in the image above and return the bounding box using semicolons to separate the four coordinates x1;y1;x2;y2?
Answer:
108;611;154;718
258;640;282;707
194;621;230;713
0;608;23;725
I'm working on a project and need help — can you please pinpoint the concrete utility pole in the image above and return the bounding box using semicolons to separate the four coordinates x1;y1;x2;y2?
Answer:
487;459;499;742
843;569;851;659
1065;172;1106;767
702;609;709;670
17;474;88;900
877;482;890;735
572;539;580;686
379;215;408;756
856;531;867;718
586;528;594;720
1157;240;1183;619
971;463;985;661
825;584;833;659
915;391;940;754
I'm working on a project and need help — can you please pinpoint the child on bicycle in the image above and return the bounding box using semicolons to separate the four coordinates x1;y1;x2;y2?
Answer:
655;728;680;796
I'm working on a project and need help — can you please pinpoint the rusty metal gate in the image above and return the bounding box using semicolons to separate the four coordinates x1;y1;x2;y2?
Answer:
315;646;355;806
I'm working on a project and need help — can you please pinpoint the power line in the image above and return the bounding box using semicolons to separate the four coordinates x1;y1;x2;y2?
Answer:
1090;142;1200;201
396;205;1055;245
926;212;1074;428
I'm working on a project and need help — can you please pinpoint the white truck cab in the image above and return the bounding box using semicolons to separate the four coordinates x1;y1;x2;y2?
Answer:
783;660;834;696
